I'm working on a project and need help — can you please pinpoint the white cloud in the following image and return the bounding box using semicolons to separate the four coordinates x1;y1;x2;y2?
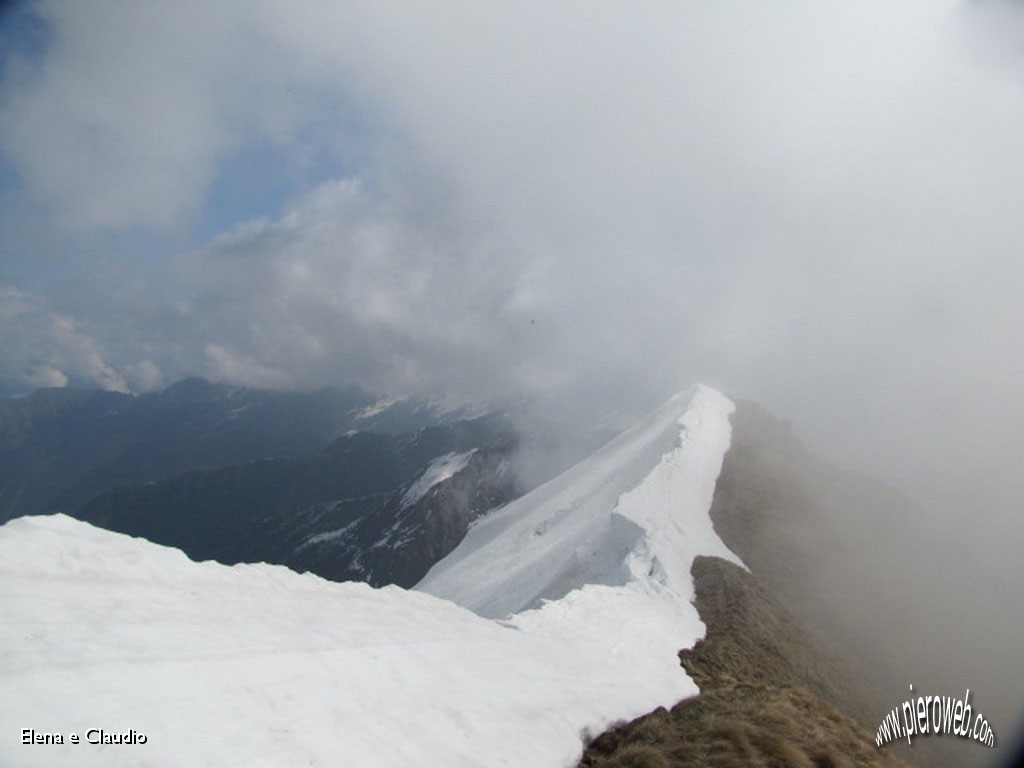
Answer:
0;285;129;393
163;177;539;398
0;1;351;230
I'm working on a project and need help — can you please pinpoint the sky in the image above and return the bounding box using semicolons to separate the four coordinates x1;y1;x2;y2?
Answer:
1;0;1023;534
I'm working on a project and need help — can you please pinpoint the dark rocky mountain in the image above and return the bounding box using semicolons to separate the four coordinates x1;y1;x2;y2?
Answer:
78;415;519;587
0;378;468;524
0;377;526;589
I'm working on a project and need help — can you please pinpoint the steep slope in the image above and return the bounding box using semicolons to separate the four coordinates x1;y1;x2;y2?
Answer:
704;402;1014;768
576;400;1017;768
417;385;743;617
579;555;910;768
0;378;457;523
0;385;741;768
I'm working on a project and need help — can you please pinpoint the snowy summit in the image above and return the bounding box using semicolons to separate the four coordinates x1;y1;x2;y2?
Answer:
0;385;743;768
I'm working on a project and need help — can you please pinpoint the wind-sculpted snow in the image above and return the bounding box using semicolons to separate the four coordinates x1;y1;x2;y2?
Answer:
417;385;744;616
0;386;743;768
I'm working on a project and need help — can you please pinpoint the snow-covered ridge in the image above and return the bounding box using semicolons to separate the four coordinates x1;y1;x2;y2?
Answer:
0;385;742;768
417;384;744;617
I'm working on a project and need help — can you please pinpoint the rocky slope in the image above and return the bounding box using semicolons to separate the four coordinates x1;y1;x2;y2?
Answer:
579;401;1012;768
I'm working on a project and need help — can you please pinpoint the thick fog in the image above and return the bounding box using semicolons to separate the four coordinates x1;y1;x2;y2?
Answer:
2;0;1021;755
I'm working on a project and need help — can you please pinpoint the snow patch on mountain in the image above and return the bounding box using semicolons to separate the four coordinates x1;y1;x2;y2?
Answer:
0;385;742;768
400;449;476;509
294;517;362;552
352;395;405;420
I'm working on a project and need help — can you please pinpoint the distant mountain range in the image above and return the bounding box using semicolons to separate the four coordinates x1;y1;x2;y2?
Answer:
0;377;520;586
0;377;474;523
